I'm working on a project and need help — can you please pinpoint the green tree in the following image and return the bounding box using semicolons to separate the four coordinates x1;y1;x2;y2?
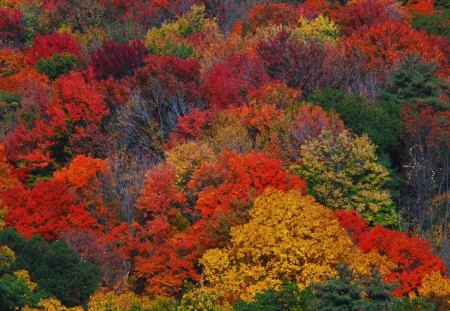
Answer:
35;53;79;80
233;282;314;311
308;88;402;154
383;55;447;108
312;266;402;311
0;228;102;307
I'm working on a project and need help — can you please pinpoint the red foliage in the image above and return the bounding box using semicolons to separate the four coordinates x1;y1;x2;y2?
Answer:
296;0;332;19
133;163;198;296
335;210;446;297
137;163;187;218
26;32;81;65
49;72;109;155
133;54;201;103
406;0;435;15
4;72;108;175
402;103;450;150
168;108;215;146
331;0;405;36
342;21;447;75
289;104;344;148
0;8;25;47
90;40;147;80
239;3;297;36
2;179;97;240
257;30;344;94
188;151;306;217
201;53;268;109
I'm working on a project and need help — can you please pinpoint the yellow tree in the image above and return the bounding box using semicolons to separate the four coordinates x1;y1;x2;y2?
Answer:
200;189;384;302
292;130;398;226
290;15;340;44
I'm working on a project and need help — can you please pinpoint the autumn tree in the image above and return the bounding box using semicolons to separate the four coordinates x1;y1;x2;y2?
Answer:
200;189;378;302
90;40;147;80
292;130;398;226
335;210;448;297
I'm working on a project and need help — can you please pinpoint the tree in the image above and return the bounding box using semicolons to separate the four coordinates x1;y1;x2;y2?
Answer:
233;282;314;311
90;40;147;80
419;272;450;310
308;88;402;154
0;228;102;307
200;189;377;302
331;0;405;36
189;151;306;218
256;30;344;94
201;53;268;109
0;8;26;48
400;103;449;266
292;130;398;226
35;53;79;80
335;210;447;297
1;179;97;240
26;32;81;65
383;55;447;108
290;15;340;44
312;266;398;311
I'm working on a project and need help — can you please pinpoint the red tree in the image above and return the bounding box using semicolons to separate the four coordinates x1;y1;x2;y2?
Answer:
26;32;81;65
90;40;147;80
335;210;447;297
2;179;97;240
201;53;268;109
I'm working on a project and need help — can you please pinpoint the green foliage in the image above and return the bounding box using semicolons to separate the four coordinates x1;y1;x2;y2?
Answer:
0;272;46;311
412;10;450;39
308;88;402;154
383;55;446;107
35;53;78;80
233;282;314;311
312;266;397;311
0;228;102;307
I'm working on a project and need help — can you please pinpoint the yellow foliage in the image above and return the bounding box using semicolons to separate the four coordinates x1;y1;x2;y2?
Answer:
203;113;253;154
87;291;155;311
145;5;219;59
0;245;15;270
14;269;37;291
290;15;340;44
201;189;376;302
293;130;398;226
419;272;450;310
23;298;83;311
179;286;232;311
166;142;217;188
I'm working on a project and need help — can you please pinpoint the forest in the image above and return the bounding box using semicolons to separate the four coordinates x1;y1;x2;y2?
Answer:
0;0;449;310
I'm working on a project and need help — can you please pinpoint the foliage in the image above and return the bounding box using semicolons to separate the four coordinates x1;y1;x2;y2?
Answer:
180;286;232;311
200;189;376;302
35;53;78;80
419;272;450;310
145;5;218;59
383;55;447;107
312;266;397;311
412;10;450;39
308;88;402;154
292;130;398;226
90;40;147;80
0;228;101;307
335;210;447;297
26;32;81;65
290;15;340;44
233;282;314;311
